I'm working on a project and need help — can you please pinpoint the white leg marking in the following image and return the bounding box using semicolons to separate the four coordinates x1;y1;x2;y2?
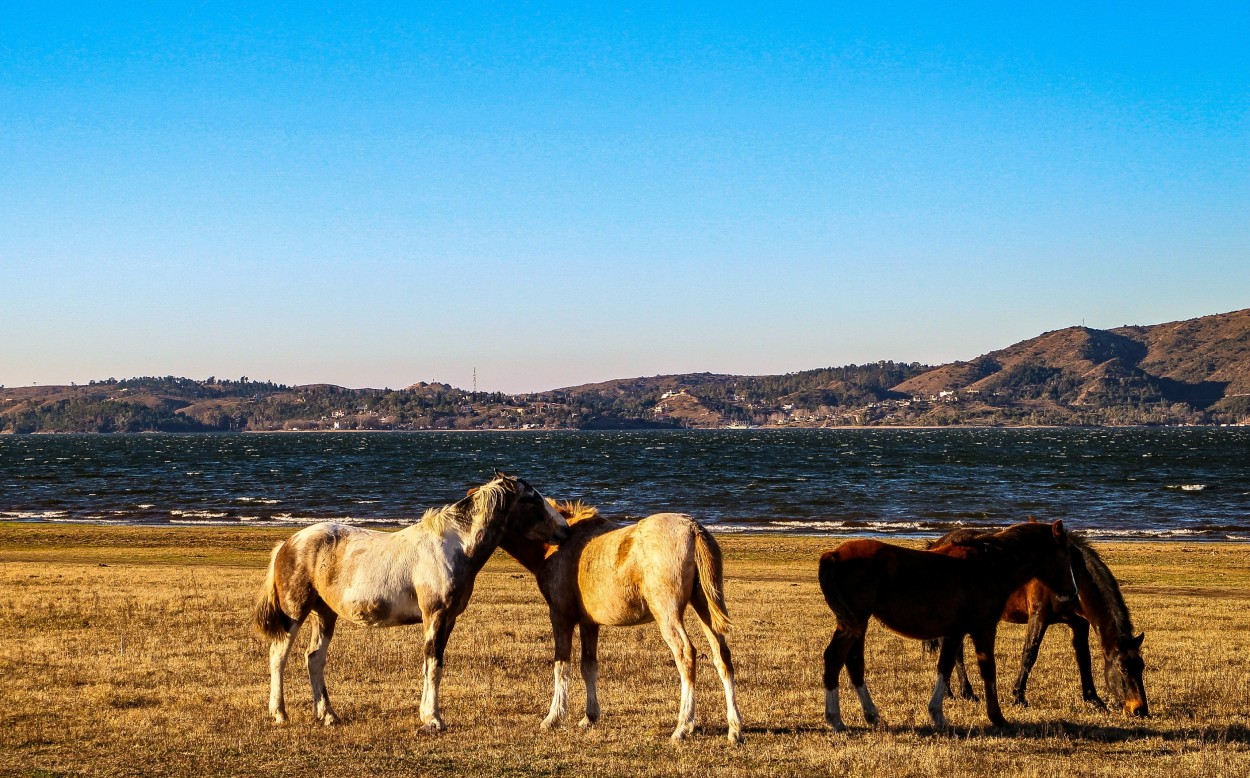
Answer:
542;660;570;730
856;684;879;726
825;687;846;731
420;657;445;731
929;674;949;728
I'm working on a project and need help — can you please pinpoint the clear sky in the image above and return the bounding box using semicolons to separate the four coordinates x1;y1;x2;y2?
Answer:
2;3;1247;393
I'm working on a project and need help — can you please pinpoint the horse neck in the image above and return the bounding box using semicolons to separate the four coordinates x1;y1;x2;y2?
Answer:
1072;544;1134;654
497;534;549;576
458;508;514;571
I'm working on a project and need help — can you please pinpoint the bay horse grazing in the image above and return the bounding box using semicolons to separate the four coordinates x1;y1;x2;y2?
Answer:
253;471;570;731
819;520;1077;731
928;527;1148;717
499;501;743;743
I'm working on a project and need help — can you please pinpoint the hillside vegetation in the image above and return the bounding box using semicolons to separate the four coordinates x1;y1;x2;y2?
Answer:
3;309;1249;432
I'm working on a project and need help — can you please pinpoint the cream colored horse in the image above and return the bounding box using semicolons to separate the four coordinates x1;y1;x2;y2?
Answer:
500;501;743;743
253;471;569;731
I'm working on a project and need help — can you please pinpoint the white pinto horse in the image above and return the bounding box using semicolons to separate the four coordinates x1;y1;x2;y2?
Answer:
253;471;569;731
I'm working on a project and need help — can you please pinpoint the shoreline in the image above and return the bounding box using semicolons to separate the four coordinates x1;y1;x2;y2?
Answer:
3;519;1247;544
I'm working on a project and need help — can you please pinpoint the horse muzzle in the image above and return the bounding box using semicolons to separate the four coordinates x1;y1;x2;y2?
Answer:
1124;700;1149;718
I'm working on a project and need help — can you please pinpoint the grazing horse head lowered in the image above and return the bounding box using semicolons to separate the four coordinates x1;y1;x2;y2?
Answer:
927;526;1148;718
252;470;568;731
819;520;1077;732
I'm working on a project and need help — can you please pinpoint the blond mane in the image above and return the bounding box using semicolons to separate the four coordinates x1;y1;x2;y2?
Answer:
550;499;601;525
422;478;512;535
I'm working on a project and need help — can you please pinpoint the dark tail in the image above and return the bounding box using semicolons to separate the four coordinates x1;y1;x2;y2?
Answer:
253;542;293;641
693;524;732;633
818;552;858;627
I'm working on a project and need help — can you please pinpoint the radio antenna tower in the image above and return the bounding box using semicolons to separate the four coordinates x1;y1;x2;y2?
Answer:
473;367;477;393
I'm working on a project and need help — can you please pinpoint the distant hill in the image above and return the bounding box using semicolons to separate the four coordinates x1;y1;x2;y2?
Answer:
3;309;1248;432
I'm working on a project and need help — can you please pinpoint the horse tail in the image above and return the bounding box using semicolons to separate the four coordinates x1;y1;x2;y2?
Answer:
818;551;859;627
693;523;732;634
253;542;293;641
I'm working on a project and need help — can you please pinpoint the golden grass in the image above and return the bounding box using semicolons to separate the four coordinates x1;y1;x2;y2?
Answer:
2;523;1249;777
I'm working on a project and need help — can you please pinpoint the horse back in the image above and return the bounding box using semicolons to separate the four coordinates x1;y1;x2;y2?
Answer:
821;540;1008;640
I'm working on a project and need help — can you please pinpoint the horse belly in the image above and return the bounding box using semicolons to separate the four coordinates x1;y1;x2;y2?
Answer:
584;596;652;627
340;591;423;627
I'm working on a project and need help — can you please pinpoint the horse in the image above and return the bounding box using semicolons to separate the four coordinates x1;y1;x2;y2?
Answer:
927;527;1148;717
498;501;743;743
252;470;570;731
819;520;1077;731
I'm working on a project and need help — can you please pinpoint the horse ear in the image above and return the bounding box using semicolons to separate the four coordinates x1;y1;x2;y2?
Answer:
1028;515;1038;523
1052;519;1065;540
493;468;514;481
466;487;479;497
1130;632;1145;649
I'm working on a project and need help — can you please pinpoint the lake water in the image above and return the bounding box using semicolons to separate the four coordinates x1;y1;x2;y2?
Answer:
1;428;1248;540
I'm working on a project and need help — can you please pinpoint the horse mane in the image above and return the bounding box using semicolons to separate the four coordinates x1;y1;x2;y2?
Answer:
552;499;602;526
1069;532;1135;637
934;522;1057;570
420;479;512;536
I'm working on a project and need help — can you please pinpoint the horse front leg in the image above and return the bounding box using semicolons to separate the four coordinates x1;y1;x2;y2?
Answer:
578;623;601;729
541;618;576;731
419;610;457;733
1069;619;1107;710
929;634;962;728
970;626;1008;728
823;625;859;732
1011;611;1049;707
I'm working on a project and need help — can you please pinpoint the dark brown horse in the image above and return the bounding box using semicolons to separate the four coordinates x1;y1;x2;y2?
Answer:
928;527;1148;717
819;521;1076;730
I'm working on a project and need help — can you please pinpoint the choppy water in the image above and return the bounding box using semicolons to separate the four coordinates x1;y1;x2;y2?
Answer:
1;428;1248;540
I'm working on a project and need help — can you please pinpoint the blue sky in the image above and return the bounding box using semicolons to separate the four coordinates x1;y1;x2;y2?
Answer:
2;3;1247;392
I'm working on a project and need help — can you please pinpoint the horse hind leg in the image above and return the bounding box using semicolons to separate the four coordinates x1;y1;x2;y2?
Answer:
268;615;306;724
823;625;860;732
305;605;340;725
656;612;697;742
692;594;743;743
1011;613;1050;707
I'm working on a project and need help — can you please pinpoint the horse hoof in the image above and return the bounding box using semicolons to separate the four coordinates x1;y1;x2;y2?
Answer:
321;712;340;727
1086;698;1109;712
541;717;560;732
728;730;744;745
826;719;847;733
421;719;446;735
577;716;597;729
1011;697;1028;708
271;713;289;726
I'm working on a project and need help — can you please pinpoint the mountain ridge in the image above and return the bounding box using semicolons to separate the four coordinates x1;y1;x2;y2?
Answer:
3;309;1248;432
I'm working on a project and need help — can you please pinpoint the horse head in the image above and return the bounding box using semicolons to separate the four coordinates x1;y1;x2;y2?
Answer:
489;470;571;543
1104;632;1149;717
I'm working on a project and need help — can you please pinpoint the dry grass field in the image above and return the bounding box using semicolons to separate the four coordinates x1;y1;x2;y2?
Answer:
2;523;1249;777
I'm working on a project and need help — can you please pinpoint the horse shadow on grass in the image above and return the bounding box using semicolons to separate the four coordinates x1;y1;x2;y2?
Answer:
742;722;1250;745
